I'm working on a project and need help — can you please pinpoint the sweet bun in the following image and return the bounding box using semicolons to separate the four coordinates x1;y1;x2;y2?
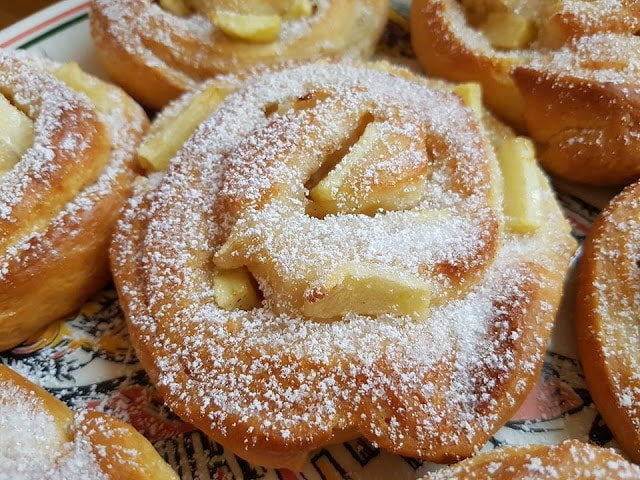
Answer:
575;179;640;463
410;0;640;185
89;0;390;109
421;440;640;479
0;364;177;479
110;62;575;470
0;50;148;351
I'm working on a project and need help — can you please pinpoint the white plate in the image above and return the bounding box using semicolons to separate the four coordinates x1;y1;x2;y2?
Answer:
0;2;618;479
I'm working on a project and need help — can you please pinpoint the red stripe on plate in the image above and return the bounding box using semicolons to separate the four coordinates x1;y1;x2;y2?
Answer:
0;1;92;49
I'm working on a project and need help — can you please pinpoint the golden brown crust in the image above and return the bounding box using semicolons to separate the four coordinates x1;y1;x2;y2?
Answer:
421;440;640;479
410;0;640;186
0;365;178;479
511;34;640;185
89;0;390;109
539;2;640;47
575;179;640;463
110;62;575;470
0;50;148;351
410;0;527;129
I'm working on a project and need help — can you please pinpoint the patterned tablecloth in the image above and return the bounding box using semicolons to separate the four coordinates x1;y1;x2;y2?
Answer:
0;1;626;478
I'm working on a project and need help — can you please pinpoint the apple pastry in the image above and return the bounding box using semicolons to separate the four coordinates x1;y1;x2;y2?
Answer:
89;0;390;109
110;62;576;470
575;179;640;464
410;0;640;185
0;50;148;351
421;440;640;479
0;364;177;479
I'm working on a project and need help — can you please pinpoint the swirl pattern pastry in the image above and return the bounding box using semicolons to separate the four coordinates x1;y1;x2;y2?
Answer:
575;179;640;463
110;63;576;470
421;440;640;479
0;50;148;351
410;0;640;186
90;0;390;109
0;365;177;479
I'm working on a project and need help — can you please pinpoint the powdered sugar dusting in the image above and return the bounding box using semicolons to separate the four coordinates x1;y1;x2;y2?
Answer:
0;50;146;283
579;182;640;430
0;52;93;226
528;33;640;89
112;63;574;463
92;0;387;89
0;372;108;480
422;440;640;479
413;0;640;185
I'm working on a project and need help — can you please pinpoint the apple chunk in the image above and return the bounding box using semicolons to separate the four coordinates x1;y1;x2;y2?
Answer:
159;0;191;16
0;93;34;175
481;11;536;49
54;61;114;114
497;136;542;232
303;263;432;320
213;267;261;310
453;82;483;118
137;84;231;171
210;11;282;42
308;121;428;216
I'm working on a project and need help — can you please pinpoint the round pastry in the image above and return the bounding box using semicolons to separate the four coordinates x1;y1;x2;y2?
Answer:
0;364;177;479
421;440;640;479
575;179;640;463
89;0;390;109
0;50;148;351
410;0;640;186
110;62;576;470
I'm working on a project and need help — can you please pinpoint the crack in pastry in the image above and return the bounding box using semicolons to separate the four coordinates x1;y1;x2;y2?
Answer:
0;365;177;479
110;62;576;470
576;179;640;464
410;0;640;185
0;50;148;351
89;0;390;109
